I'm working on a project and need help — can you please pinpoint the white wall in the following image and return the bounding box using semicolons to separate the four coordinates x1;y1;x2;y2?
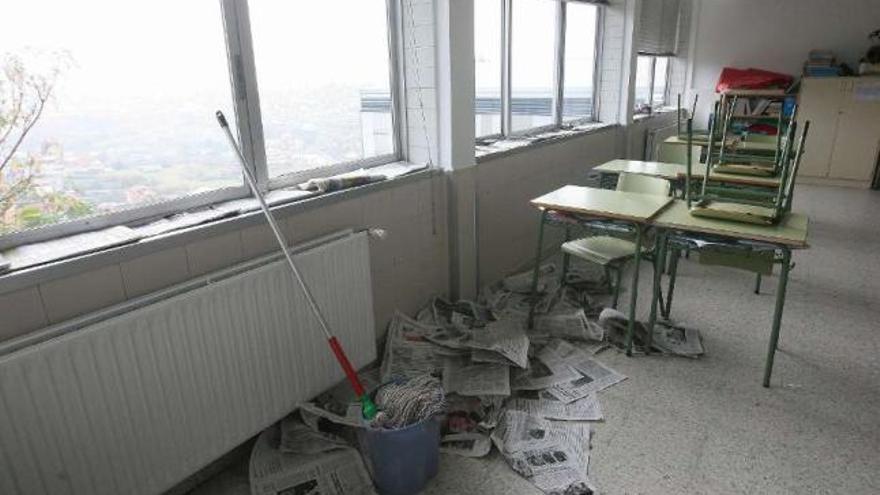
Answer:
690;0;880;121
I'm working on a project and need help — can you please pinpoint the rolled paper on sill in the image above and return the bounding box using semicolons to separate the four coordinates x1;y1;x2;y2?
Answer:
299;174;386;193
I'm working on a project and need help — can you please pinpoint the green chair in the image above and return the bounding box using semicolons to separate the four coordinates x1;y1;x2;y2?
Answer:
691;120;810;225
560;173;670;308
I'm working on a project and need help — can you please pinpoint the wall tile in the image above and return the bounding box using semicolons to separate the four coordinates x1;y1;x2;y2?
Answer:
186;231;244;277
40;266;126;324
0;288;48;341
240;223;279;260
120;247;190;298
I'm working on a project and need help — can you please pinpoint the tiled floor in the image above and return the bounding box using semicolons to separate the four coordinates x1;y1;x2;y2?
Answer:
190;185;880;494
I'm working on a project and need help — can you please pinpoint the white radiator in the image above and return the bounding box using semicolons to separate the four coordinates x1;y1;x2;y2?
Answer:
0;231;377;495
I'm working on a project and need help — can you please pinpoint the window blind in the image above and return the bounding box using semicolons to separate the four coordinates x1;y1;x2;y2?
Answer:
637;0;681;56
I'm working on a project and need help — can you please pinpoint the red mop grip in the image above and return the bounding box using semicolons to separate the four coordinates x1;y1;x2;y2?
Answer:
328;337;366;397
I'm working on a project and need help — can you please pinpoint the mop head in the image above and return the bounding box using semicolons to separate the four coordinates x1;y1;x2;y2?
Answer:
369;375;446;430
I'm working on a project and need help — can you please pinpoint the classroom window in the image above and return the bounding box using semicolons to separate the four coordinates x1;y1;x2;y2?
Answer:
249;0;396;180
510;0;556;133
474;0;600;141
0;0;240;236
474;0;503;137
634;55;670;114
562;2;599;121
0;0;401;246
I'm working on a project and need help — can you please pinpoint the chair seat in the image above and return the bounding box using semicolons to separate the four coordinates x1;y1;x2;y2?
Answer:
562;236;645;266
690;201;778;225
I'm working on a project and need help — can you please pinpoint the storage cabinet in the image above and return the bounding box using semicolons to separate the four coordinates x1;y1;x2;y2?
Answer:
797;77;880;186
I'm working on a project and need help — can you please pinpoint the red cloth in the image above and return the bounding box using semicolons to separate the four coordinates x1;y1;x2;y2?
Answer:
715;67;794;93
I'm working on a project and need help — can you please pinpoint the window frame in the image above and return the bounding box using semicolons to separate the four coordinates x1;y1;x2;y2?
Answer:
0;0;404;250
634;54;671;115
478;0;602;143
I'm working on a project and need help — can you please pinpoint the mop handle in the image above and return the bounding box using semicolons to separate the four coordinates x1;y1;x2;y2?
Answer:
215;110;368;400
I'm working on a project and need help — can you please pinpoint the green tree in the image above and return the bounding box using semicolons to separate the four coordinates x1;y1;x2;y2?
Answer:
0;52;92;234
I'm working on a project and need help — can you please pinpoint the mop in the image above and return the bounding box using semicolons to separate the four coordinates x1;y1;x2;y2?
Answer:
216;110;378;421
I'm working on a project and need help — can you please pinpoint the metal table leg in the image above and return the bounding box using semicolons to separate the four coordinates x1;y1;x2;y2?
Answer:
527;210;548;329
663;246;680;319
762;247;792;387
646;230;668;351
624;224;644;356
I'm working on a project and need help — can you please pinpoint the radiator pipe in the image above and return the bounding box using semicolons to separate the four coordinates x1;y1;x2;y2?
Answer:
216;110;377;420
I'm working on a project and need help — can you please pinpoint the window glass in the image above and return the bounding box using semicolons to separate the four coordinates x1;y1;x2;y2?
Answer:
510;0;556;132
475;0;503;137
652;56;669;108
562;2;598;121
634;55;653;112
249;0;394;179
0;0;238;234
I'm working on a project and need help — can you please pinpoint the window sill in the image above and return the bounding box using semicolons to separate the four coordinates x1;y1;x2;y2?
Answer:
633;106;678;121
0;163;432;294
475;121;619;163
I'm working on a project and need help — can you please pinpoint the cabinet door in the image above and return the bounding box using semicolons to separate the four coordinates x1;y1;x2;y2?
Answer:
797;78;846;177
828;79;880;181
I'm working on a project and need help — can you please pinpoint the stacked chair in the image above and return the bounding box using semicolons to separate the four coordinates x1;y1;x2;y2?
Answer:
684;96;810;226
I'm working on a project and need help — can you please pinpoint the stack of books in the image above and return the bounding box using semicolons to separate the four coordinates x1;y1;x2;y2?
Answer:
803;49;840;77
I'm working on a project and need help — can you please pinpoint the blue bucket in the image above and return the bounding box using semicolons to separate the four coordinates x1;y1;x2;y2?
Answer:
357;415;441;495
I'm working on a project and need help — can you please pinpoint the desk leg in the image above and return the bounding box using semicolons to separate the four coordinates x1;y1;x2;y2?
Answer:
646;230;667;352
663;246;680;319
527;210;548;330
561;225;572;284
624;224;644;356
763;248;791;387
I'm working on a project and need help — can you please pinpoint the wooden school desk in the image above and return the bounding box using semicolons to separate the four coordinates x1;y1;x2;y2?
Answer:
647;200;809;387
528;186;673;355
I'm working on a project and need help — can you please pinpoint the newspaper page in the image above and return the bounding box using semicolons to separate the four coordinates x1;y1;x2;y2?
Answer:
653;321;705;357
417;297;493;330
502;264;557;293
493;411;596;495
491;410;554;453
543;340;627;403
507;391;603;421
471;348;520;366
442;357;511;397
299;400;364;428
532;308;604;342
598;307;650;349
440;432;493;458
381;312;459;381
250;424;375;495
470;318;530;369
510;348;579;391
280;416;349;454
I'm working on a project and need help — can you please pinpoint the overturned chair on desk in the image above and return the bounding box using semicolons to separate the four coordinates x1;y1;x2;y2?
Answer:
710;95;796;177
657;116;810;314
556;173;671;308
685;109;810;226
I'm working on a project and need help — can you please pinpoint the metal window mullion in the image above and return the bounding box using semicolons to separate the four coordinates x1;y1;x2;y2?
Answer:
591;5;604;122
387;0;405;163
225;0;268;190
501;0;512;136
552;0;566;127
649;55;657;110
663;55;671;106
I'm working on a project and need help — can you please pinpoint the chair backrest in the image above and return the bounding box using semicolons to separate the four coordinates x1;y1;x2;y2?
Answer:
616;172;671;197
658;142;702;166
